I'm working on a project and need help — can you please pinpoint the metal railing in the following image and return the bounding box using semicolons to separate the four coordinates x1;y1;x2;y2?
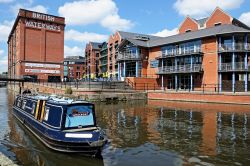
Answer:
161;47;202;58
33;80;132;91
124;82;250;93
219;43;250;52
219;62;249;71
117;53;141;61
157;64;202;74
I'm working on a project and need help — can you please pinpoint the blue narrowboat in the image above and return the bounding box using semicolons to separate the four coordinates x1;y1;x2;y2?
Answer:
12;93;107;156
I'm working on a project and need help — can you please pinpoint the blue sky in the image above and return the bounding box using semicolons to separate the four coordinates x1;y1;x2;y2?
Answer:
0;0;250;73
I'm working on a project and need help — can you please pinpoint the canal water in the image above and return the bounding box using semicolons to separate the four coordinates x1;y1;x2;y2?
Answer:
0;87;250;166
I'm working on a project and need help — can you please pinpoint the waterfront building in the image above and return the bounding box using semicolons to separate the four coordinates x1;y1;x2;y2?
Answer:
86;32;159;79
117;7;250;92
63;56;85;81
99;42;108;77
85;42;102;79
108;31;160;79
8;9;65;82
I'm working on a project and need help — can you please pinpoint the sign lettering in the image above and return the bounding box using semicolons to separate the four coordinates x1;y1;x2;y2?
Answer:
32;12;55;22
25;20;61;32
25;63;60;68
25;69;60;74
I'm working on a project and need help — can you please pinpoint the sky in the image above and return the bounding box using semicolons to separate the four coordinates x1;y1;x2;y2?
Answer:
0;0;250;73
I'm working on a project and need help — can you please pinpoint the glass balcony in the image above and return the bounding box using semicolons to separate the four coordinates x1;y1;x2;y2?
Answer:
157;64;202;74
117;53;141;61
159;47;202;59
219;62;249;72
219;43;250;52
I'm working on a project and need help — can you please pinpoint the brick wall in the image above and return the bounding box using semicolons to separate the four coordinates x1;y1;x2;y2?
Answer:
179;17;199;34
8;9;65;81
146;47;161;77
107;32;121;75
201;37;218;90
205;8;232;28
148;92;250;105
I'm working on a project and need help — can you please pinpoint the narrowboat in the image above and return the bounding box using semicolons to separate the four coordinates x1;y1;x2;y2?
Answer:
12;92;107;156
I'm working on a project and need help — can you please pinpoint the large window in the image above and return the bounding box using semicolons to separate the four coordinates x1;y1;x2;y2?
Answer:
150;60;159;68
65;105;95;128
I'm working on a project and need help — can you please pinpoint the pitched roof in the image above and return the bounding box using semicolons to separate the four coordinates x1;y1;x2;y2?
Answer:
90;42;102;50
120;24;250;49
194;17;209;27
64;56;85;62
149;24;250;47
118;31;161;40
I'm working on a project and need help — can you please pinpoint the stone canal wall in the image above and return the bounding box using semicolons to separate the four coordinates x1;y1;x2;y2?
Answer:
21;83;147;101
148;91;250;105
8;83;250;105
0;152;18;166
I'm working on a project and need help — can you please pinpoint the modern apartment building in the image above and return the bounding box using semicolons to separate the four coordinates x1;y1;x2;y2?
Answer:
85;42;102;78
85;7;250;92
63;56;85;81
8;9;65;82
99;42;108;77
117;7;250;92
86;31;159;79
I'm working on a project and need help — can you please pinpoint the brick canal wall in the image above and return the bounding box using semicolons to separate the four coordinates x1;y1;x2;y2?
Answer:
148;91;250;105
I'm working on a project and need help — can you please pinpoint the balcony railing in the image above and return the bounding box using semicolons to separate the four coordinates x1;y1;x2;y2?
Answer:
157;64;202;74
219;43;250;52
219;62;249;72
99;60;107;66
160;48;202;59
117;53;141;61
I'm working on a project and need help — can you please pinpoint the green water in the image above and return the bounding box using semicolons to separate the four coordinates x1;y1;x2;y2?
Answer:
0;88;250;166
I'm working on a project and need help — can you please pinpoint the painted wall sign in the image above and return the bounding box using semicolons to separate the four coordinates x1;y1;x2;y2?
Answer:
25;20;61;32
32;12;55;22
25;63;60;68
25;69;60;74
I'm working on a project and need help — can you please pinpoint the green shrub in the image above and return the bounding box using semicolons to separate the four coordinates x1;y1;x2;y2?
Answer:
65;87;73;94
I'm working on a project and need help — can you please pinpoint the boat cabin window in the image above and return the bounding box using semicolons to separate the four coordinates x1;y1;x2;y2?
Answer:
22;100;26;110
17;98;21;107
65;105;95;128
43;107;50;121
31;103;36;114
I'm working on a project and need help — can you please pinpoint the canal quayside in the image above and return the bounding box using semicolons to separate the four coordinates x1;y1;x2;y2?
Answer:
12;92;107;156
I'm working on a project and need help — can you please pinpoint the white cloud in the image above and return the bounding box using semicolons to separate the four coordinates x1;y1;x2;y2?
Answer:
101;14;134;32
174;0;244;18
0;20;13;42
0;55;8;73
65;29;108;43
151;28;178;37
58;0;133;32
64;45;83;57
28;5;48;13
11;3;48;15
0;49;4;56
239;12;250;26
58;0;116;25
0;0;14;3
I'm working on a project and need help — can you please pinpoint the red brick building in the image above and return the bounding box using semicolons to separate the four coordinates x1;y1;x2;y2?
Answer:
117;7;250;92
84;7;250;92
63;56;85;81
8;9;65;82
85;42;102;79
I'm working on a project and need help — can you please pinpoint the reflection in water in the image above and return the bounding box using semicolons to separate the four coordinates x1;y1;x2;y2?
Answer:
0;88;250;166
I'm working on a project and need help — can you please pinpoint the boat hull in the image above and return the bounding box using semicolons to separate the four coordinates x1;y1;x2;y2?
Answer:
13;106;106;155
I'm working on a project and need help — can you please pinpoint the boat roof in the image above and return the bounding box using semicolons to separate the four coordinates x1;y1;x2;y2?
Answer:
19;94;92;105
